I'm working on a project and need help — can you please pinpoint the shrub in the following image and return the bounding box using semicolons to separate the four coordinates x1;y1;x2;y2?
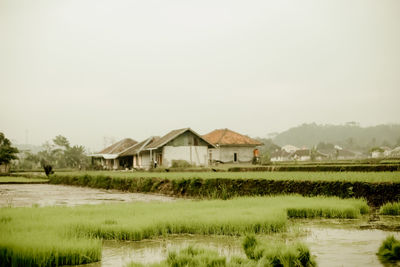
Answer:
380;202;400;216
242;235;316;267
171;160;192;168
377;236;400;263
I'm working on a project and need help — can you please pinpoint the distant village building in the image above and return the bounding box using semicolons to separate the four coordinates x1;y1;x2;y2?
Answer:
281;145;299;153
271;148;328;162
389;147;400;158
270;149;291;162
202;129;263;164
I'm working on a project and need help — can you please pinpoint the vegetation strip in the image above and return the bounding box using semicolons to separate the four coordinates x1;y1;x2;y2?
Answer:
228;164;400;172
45;170;400;182
49;173;400;206
0;176;48;184
0;196;367;266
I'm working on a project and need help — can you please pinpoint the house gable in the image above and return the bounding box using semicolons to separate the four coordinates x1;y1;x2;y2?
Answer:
165;131;209;147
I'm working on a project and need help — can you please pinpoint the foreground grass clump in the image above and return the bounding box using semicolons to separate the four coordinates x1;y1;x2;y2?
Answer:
0;196;367;266
127;236;316;267
380;202;400;215
377;235;400;263
243;235;316;267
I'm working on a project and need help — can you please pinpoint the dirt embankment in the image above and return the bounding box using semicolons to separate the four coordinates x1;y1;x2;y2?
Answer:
48;174;400;207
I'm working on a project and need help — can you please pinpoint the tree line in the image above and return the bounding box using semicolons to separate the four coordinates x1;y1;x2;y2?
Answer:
13;134;89;170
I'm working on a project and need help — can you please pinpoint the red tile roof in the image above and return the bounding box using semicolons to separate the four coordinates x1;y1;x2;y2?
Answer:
203;129;263;147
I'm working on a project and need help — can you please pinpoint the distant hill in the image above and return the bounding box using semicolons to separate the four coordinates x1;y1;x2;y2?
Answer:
272;123;400;149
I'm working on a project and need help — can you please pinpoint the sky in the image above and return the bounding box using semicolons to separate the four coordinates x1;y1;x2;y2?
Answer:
1;0;399;151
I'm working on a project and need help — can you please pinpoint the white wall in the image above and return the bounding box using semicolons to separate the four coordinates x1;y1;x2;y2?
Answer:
140;152;151;168
162;146;208;167
210;146;255;163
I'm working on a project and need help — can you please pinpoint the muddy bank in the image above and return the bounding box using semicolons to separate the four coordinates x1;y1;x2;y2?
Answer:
48;174;400;206
0;184;175;207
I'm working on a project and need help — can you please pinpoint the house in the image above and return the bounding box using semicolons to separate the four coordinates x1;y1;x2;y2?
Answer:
271;148;328;162
91;138;138;170
292;149;311;161
389;147;400;158
203;129;263;164
143;128;214;168
281;145;299;153
93;128;215;169
271;149;291;162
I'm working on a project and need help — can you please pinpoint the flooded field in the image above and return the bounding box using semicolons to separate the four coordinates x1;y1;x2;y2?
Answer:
1;184;399;266
0;184;175;207
84;224;400;267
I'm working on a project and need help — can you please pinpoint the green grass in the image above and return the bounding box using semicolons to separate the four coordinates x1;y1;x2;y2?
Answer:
0;196;368;266
380;202;400;215
127;236;316;267
377;235;400;263
48;170;400;183
0;176;48;183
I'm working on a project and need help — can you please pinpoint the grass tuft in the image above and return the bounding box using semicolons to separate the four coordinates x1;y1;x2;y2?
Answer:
377;235;400;263
380;202;400;215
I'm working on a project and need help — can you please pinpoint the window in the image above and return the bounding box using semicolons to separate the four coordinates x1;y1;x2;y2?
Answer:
234;153;238;163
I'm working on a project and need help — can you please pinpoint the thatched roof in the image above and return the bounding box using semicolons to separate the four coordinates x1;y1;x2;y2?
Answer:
203;129;263;147
146;128;214;149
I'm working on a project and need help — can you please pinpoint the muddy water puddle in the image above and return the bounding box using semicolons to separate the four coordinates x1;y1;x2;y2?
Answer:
303;226;400;267
86;235;244;267
0;184;175;207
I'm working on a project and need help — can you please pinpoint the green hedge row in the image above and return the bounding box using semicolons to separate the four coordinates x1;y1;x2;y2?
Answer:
49;174;400;206
229;164;400;172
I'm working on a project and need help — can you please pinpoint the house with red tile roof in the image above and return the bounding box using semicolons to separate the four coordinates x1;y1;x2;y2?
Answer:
203;128;263;164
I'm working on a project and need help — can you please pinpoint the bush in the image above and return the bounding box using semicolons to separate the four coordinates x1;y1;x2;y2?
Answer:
377;236;400;263
171;160;192;168
380;202;400;215
243;235;316;267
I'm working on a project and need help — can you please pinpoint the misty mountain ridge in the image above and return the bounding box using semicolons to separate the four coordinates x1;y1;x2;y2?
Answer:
272;123;400;150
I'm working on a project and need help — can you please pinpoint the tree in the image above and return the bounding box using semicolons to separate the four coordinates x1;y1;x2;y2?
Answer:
0;132;19;165
64;145;87;168
53;135;70;149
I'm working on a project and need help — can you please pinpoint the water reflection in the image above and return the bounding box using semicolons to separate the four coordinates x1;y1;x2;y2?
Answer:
87;235;244;267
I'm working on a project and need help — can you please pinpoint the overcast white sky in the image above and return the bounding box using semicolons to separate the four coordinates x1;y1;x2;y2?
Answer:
1;0;399;151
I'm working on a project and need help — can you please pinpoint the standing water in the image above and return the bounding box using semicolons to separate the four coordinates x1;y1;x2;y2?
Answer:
1;184;399;266
0;184;175;207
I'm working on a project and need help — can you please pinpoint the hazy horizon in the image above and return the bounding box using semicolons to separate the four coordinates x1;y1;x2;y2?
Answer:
1;0;399;151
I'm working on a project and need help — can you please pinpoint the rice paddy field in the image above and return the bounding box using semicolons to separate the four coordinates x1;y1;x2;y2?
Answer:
47;170;400;183
0;195;369;266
